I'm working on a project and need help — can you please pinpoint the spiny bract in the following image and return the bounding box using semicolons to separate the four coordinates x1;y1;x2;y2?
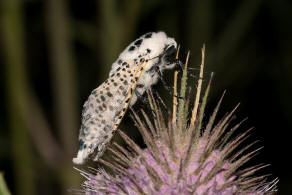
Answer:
73;32;179;164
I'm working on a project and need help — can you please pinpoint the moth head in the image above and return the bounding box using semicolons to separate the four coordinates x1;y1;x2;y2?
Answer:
159;44;178;71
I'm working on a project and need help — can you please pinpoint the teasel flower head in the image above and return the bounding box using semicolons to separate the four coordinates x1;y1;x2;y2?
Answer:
75;46;278;194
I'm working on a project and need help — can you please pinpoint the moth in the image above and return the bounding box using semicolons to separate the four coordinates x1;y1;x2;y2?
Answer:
73;31;180;164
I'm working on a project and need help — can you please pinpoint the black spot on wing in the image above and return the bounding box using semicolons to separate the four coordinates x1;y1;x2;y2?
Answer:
100;95;106;101
134;39;143;47
91;90;97;95
107;92;113;97
119;86;124;91
103;125;110;132
137;84;144;88
144;32;152;38
128;46;135;51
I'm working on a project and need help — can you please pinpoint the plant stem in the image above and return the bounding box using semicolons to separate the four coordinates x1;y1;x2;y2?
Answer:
1;0;35;194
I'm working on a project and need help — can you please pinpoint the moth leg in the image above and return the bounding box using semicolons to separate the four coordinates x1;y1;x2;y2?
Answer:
151;87;167;109
135;89;157;113
135;89;148;104
156;66;172;92
175;60;204;79
173;94;184;100
174;59;184;70
155;66;183;100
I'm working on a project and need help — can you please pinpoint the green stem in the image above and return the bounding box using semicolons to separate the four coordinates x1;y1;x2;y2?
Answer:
45;0;78;156
1;0;35;194
0;173;11;195
178;52;189;133
45;0;81;194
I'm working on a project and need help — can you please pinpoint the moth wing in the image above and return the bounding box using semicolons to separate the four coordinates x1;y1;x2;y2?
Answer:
73;61;148;164
110;61;149;132
80;62;138;140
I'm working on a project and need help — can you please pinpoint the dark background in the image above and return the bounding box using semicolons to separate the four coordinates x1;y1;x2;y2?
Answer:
1;0;291;194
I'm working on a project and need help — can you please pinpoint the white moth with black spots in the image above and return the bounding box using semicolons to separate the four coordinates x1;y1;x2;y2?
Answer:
73;31;179;164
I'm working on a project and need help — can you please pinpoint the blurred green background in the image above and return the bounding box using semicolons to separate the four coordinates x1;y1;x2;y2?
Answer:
0;0;291;194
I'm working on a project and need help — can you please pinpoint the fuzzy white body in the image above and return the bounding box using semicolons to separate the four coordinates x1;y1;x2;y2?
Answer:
73;32;177;164
109;32;177;106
